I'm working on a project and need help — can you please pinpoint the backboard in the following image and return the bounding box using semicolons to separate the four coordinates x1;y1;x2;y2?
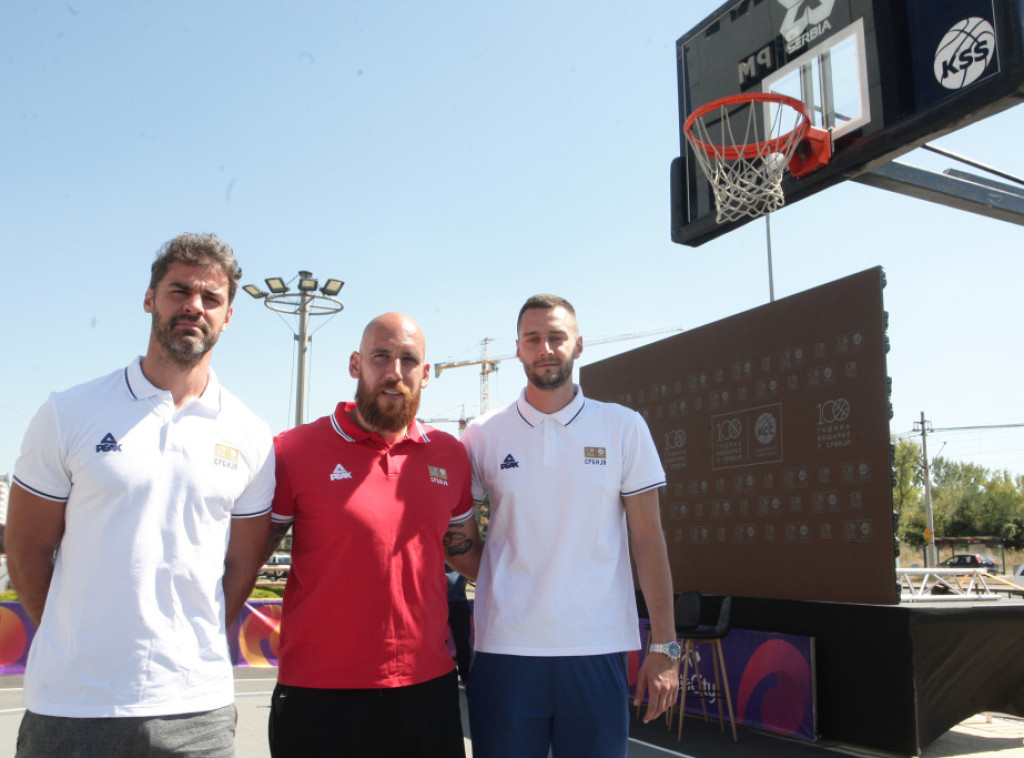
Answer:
672;0;1024;246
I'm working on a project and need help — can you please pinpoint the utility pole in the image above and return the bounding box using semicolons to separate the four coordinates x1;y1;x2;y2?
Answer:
915;412;937;567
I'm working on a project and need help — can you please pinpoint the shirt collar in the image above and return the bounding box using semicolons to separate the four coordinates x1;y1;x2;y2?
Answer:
123;356;221;411
515;383;586;428
330;401;429;445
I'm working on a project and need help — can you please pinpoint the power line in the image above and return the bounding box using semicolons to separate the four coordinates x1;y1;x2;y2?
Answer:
897;422;1024;437
931;423;1024;433
897;421;1024;476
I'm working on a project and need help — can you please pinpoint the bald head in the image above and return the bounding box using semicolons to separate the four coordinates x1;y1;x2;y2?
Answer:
349;312;429;439
359;312;426;357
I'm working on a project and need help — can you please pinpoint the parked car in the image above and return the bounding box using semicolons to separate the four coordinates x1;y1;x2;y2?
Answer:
259;552;291;580
939;553;997;572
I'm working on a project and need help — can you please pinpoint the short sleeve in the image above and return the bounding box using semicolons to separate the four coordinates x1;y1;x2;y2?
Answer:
270;431;296;524
231;426;276;518
12;394;72;502
448;441;475;523
460;423;489;505
620;411;666;497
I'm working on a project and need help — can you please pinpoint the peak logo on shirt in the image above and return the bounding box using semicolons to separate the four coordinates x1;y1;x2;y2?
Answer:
96;433;122;453
214;444;240;470
584;446;607;466
330;464;353;481
429;466;449;486
500;454;519;470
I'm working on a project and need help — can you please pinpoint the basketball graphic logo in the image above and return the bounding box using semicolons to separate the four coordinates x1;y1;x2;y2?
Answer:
934;18;996;90
754;412;777;445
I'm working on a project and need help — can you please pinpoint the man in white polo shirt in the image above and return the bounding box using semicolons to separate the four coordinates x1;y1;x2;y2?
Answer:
6;233;275;758
461;293;679;758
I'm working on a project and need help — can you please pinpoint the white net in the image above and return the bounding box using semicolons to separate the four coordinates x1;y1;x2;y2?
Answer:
685;97;808;224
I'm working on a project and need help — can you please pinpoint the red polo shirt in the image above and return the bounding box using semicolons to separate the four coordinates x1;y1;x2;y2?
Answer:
272;402;474;688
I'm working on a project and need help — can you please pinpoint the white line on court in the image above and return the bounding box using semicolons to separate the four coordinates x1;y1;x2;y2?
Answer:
627;737;695;757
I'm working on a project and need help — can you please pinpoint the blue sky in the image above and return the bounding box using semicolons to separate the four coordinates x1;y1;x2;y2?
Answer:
2;1;1022;478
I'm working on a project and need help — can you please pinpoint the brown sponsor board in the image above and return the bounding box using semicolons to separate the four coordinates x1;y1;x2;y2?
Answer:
581;267;896;604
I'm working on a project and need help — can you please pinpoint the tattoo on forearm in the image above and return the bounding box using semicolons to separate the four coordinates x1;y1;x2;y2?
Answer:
444;529;473;557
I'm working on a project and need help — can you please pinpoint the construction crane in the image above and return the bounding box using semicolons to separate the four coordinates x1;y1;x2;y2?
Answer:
434;338;512;415
433;326;686;415
418;406;471;434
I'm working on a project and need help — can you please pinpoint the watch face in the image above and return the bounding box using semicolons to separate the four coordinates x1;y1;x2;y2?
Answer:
651;641;682;659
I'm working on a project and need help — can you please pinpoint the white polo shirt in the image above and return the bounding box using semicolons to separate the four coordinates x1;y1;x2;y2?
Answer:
462;385;665;656
13;357;275;717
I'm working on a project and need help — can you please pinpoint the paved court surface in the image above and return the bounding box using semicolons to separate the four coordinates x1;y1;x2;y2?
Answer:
0;668;1021;757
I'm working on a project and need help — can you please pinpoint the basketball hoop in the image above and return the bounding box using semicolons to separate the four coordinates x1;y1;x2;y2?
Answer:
684;93;831;224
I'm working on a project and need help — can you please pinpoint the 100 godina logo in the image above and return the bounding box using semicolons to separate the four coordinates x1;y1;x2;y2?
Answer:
715;419;742;443
816;398;850;425
665;428;687;451
816;397;851;450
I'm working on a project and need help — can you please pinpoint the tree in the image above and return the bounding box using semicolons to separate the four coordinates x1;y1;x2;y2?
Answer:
891;437;925;546
932;458;988;539
930;460;1024;551
888;440;1024;553
976;470;1024;550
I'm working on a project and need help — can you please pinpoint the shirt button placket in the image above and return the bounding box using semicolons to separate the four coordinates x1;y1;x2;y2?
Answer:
543;418;557;466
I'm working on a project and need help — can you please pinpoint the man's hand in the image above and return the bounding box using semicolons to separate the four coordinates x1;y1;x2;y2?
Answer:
632;649;680;723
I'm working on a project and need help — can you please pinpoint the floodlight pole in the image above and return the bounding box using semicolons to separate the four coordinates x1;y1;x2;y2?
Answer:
915;412;938;567
295;289;312;429
242;271;345;428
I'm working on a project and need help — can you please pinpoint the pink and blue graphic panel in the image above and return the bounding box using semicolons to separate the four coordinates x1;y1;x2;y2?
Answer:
638;622;816;741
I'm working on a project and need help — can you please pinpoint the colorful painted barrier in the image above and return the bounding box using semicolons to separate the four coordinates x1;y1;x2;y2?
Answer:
0;603;31;675
636;621;816;741
0;599;814;743
231;599;283;667
0;600;286;674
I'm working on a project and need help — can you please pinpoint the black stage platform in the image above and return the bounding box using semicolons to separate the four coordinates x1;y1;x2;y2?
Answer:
728;595;1024;755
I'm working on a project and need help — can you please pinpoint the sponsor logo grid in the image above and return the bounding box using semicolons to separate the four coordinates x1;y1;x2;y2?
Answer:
602;328;877;549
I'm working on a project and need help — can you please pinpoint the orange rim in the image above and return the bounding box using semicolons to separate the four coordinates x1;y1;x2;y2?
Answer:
684;93;812;161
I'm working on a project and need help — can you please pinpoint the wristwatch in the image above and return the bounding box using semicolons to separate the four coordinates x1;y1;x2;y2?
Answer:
648;640;682;661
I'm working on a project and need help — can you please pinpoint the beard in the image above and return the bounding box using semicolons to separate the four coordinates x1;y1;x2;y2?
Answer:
355;377;421;433
524;355;575;390
151;310;218;366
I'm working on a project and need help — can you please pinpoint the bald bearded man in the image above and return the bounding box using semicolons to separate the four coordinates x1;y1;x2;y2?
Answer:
265;313;483;758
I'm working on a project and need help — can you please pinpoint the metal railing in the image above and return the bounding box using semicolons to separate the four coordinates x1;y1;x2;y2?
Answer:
897;568;1024;601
